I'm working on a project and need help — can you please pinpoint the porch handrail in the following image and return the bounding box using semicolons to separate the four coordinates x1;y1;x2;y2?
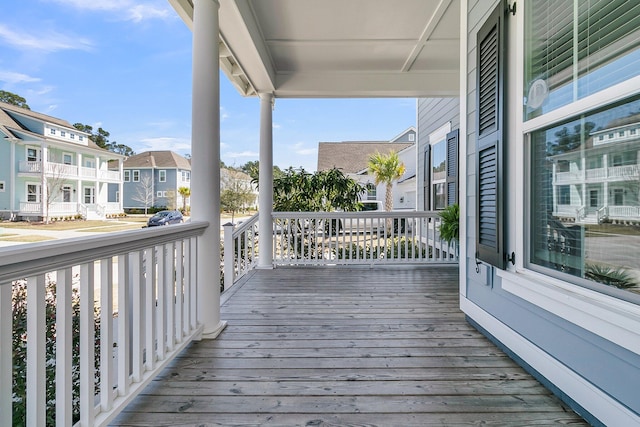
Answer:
223;213;259;291
271;210;458;266
0;221;208;426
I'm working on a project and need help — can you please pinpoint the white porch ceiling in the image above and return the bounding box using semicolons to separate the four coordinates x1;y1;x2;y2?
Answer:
170;0;460;98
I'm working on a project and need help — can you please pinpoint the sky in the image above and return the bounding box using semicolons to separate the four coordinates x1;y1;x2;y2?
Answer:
1;0;417;172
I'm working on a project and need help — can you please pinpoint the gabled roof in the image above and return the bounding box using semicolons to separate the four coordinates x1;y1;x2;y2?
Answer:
317;141;413;174
124;151;191;169
0;100;76;129
0;101;114;154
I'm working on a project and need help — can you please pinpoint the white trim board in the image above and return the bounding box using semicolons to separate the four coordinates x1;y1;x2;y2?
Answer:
461;296;640;427
498;269;640;356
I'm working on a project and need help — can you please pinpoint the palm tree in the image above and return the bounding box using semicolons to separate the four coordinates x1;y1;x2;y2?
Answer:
178;186;191;213
367;150;406;212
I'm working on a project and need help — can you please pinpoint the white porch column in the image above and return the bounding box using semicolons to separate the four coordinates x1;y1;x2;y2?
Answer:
191;0;226;338
118;159;124;212
258;93;274;268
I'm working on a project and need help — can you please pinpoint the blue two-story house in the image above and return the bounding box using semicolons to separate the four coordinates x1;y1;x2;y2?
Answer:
122;150;191;212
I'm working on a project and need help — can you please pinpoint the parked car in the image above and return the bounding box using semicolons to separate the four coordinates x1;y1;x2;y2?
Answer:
147;210;183;227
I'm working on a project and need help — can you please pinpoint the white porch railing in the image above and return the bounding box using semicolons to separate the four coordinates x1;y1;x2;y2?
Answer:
19;201;42;214
609;205;640;219
99;170;121;181
0;222;207;426
18;161;41;173
45;162;79;177
222;211;458;289
272;211;457;266
104;202;121;213
81;167;97;178
49;202;80;215
223;214;259;291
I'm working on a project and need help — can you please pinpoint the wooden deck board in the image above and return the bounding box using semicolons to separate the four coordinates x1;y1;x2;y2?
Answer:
112;266;587;426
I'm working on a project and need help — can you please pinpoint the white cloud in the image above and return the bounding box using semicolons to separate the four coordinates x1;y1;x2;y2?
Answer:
46;0;173;23
0;24;93;52
138;137;191;152
292;142;317;156
0;71;41;85
225;150;260;158
221;106;230;121
272;123;281;129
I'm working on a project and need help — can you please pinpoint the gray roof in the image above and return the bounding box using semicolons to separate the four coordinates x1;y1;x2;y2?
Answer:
124;151;191;169
317;141;413;173
0;101;111;153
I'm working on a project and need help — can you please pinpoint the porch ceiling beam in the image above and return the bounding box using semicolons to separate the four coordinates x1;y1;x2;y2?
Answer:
402;0;453;72
273;70;459;98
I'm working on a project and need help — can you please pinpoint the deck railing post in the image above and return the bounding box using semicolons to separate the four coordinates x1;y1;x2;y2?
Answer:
223;222;235;290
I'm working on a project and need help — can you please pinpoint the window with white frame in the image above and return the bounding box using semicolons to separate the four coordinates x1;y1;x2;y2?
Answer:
524;0;640;121
159;170;166;182
27;183;41;202
50;128;56;135
63;153;73;165
61;131;66;137
124;170;130;182
525;1;640;300
133;170;140;182
157;190;163;198
27;147;39;162
0;181;5;192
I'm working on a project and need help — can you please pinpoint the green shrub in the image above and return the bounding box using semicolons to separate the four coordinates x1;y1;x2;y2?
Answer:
438;203;459;243
12;276;100;425
585;264;638;289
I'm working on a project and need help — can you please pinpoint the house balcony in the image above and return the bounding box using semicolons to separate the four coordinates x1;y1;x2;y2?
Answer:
17;161;121;182
0;212;588;426
555;165;640;185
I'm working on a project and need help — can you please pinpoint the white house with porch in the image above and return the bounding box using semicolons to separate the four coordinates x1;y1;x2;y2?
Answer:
551;117;640;225
0;101;124;221
1;1;640;426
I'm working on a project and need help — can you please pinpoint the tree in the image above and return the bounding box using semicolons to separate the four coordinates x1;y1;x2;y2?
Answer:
221;169;255;222
240;160;284;187
0;90;30;109
73;123;135;156
131;175;154;215
43;163;70;224
178;186;191;212
367;150;406;213
273;167;364;212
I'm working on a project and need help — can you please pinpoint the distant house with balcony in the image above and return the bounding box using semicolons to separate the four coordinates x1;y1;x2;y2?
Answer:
0;101;124;221
550;116;640;225
122;151;191;212
317;127;416;209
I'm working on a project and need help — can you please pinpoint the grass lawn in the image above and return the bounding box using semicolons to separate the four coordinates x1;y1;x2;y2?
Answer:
0;218;147;231
0;235;56;243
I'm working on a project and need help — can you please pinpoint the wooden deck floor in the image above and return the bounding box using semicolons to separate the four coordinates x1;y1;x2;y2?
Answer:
112;266;587;426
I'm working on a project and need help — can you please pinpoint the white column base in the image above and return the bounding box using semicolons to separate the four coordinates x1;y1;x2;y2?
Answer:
200;320;227;340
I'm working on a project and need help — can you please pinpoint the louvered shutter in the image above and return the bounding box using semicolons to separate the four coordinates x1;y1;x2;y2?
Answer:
476;3;506;269
446;129;458;205
423;145;431;210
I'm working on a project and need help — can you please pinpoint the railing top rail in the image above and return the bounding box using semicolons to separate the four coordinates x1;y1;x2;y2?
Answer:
0;221;209;283
230;212;259;238
272;211;441;219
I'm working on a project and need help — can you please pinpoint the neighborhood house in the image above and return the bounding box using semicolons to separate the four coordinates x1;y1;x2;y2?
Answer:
0;101;124;221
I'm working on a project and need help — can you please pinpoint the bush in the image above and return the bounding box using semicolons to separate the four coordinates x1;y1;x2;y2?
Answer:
585;264;638;289
438;203;459;244
12;276;100;425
